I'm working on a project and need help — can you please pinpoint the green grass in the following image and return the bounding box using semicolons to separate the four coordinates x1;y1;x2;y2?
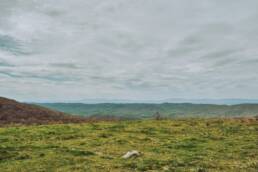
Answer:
0;119;257;171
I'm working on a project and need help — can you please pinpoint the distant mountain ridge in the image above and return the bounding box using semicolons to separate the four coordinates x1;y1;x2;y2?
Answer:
29;97;258;105
69;98;258;105
162;98;258;105
39;102;258;119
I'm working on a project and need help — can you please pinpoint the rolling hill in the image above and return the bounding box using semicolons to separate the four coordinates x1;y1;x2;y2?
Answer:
0;97;88;125
39;103;258;119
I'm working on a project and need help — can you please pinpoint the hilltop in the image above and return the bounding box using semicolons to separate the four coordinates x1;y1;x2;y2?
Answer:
0;97;88;125
0;119;257;171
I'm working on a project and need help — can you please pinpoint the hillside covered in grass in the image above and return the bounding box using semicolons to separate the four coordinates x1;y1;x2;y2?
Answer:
40;103;258;119
0;118;257;171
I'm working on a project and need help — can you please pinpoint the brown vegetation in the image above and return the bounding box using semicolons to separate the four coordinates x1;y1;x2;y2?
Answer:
0;97;92;126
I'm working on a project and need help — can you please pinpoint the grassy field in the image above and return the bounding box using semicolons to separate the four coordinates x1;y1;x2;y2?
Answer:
0;119;257;172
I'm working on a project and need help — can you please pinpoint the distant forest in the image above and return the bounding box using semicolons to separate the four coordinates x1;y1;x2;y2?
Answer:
39;103;258;119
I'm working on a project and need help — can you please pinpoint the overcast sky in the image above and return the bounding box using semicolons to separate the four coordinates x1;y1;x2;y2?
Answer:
0;0;258;102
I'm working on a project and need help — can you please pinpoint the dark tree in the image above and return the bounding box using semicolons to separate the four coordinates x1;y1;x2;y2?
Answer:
154;112;162;120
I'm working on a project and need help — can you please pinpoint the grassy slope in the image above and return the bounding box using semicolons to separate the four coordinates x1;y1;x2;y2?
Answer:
40;103;258;118
0;119;257;172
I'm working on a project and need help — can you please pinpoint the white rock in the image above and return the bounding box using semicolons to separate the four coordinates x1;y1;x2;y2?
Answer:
122;150;140;159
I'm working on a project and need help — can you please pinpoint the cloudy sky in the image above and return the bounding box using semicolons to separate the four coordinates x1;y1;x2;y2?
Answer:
0;0;258;102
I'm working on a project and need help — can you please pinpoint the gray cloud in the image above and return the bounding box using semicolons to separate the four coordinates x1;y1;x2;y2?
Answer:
0;0;258;102
0;34;28;55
